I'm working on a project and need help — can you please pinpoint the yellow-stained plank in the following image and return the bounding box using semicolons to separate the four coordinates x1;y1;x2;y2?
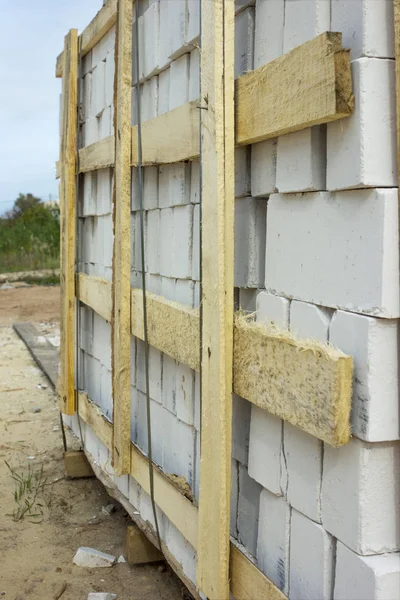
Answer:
230;542;287;600
131;288;200;371
59;29;78;416
196;1;235;598
76;274;353;446
56;0;117;77
131;102;200;165
233;316;353;446
235;31;353;145
111;0;132;475
77;392;286;600
79;136;115;173
77;273;112;322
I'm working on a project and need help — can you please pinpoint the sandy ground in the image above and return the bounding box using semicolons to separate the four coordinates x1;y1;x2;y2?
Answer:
0;286;185;600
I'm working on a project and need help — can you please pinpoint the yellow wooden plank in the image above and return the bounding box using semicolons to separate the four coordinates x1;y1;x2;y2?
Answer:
196;1;235;598
131;101;200;165
77;392;286;599
236;31;353;145
76;274;353;446
56;0;117;77
78;136;115;173
77;273;112;322
131;287;200;371
111;0;132;475
59;29;78;416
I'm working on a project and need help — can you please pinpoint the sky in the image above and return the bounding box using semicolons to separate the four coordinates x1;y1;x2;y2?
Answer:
0;0;103;215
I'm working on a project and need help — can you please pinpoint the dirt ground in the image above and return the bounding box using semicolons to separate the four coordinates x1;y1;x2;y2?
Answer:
0;285;184;600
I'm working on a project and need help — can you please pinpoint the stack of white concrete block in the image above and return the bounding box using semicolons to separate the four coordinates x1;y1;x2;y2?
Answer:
68;1;400;597
230;1;400;599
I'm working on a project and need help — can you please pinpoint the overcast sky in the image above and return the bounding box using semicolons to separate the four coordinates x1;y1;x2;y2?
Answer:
0;0;102;215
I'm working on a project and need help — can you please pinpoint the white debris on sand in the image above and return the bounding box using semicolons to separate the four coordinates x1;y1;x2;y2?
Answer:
73;547;116;568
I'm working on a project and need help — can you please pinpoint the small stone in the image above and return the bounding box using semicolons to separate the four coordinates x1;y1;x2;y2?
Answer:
33;407;41;414
101;504;116;516
117;555;126;564
158;564;166;573
87;594;117;600
73;547;116;568
27;456;35;460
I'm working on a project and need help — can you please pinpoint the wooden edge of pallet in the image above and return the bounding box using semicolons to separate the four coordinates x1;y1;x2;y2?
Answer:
235;31;353;145
77;393;287;600
78;135;115;173
76;273;353;446
131;101;200;165
56;0;117;77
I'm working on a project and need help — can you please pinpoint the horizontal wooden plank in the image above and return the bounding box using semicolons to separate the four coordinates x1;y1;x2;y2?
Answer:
77;392;286;600
131;287;200;371
78;136;115;173
77;273;112;321
131;101;200;166
235;31;353;145
76;273;353;446
56;0;117;77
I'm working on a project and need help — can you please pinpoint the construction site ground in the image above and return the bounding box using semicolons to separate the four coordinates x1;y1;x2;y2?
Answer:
0;283;184;600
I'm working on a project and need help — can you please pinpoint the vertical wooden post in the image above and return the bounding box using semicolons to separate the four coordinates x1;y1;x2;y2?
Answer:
59;29;78;415
197;0;235;598
111;0;132;474
394;0;400;231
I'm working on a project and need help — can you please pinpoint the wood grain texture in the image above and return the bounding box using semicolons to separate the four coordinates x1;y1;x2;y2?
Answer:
75;274;353;446
59;29;78;416
79;136;115;173
77;392;286;599
235;31;354;145
111;0;132;475
131;288;200;370
131;101;200;165
56;0;117;77
196;1;235;598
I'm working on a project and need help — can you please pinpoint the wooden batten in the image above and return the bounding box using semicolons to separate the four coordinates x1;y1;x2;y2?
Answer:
77;393;287;600
56;0;117;77
131;101;200;165
196;1;235;598
111;0;132;475
59;29;78;416
235;31;354;146
78;136;115;173
76;273;353;447
394;0;400;254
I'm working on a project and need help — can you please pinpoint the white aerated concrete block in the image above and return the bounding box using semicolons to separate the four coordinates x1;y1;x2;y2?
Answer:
251;139;277;197
159;163;190;208
84;118;98;146
235;7;254;78
190;160;200;204
96;169;112;216
237;464;262;557
162;353;176;414
102;214;113;268
188;48;200;102
158;68;170;115
331;0;395;60
105;53;115;107
232;394;251;466
176;361;194;425
283;0;330;54
290;509;334;600
100;366;113;421
231;459;239;537
165;521;197;585
169;54;189;110
254;0;284;67
143;166;158;210
290;300;330;342
141;77;158;122
91;61;106;117
99;106;112;139
82;51;92;76
330;311;399;442
276;127;326;193
146;209;160;274
143;2;159;78
334;542;400;600
236;0;255;14
265;189;400;318
239;288;258;312
187;0;200;46
235;147;251;198
136;339;162;404
82;172;96;216
248;406;282;495
284;423;322;522
83;73;92;120
175;279;194;306
234;197;266;288
172;205;193;279
322;437;400;555
168;0;187;59
84;353;101;403
256;291;289;329
92;313;111;369
158;0;170;70
327;59;397;191
160;276;175;303
192;204;200;281
257;490;290;594
159;209;173;276
162;412;195;486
